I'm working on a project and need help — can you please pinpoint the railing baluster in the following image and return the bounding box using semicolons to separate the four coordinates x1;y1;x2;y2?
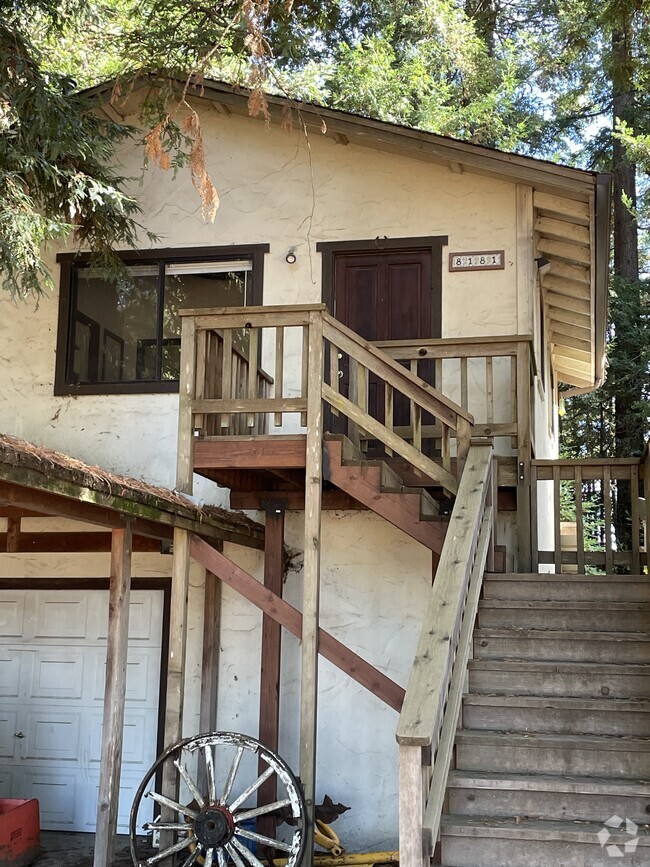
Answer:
631;466;641;574
603;466;613;574
384;383;394;457
347;356;361;449
575;466;585;573
194;328;207;437
274;326;284;427
220;330;233;430
460;357;468;411
553;466;562;573
328;339;340;417
486;357;494;424
441;425;451;474
510;355;517;449
246;328;259;429
300;325;309;427
530;464;539;571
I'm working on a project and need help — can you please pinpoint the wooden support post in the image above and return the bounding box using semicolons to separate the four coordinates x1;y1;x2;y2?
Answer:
300;310;324;853
257;504;285;840
399;745;428;867
93;524;132;867
6;517;20;552
197;568;221;794
160;527;191;866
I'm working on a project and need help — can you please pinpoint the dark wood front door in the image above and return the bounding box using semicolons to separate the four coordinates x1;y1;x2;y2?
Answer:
332;248;436;344
321;240;444;443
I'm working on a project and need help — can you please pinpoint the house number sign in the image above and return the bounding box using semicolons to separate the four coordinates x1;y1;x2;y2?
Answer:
449;250;505;271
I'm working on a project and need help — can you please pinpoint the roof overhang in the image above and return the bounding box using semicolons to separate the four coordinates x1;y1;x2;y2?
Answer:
0;434;265;549
85;75;611;389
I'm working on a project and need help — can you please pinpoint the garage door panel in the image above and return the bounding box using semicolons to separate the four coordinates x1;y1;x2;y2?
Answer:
89;710;157;766
0;588;163;833
34;594;88;639
97;592;164;644
83;769;153;833
0;652;21;697
25;710;82;761
29;651;85;700
93;649;160;705
0;595;26;637
0;711;19;758
23;770;77;829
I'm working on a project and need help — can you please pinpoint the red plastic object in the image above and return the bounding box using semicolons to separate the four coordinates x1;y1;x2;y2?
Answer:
0;800;40;867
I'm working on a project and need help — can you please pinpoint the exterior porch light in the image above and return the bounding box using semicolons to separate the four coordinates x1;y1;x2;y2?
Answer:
285;247;297;264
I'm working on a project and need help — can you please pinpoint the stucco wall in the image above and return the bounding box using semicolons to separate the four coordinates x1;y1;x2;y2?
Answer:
0;105;553;849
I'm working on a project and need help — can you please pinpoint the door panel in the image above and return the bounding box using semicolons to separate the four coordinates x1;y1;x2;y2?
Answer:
329;248;437;443
0;589;163;833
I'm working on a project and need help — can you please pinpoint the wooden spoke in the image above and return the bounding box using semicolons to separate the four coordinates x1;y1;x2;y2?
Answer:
174;759;204;808
179;849;201;867
226;842;247;867
145;835;194;864
228;766;275;811
142;822;193;832
235;825;293;853
146;791;198;819
231;837;267;867
204;743;216;803
234;798;292;821
217;849;228;867
203;849;214;867
221;744;244;805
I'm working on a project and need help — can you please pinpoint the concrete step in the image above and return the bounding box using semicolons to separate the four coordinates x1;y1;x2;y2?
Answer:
474;628;650;664
447;771;650;823
477;600;649;632
462;694;650;736
483;572;650;602
440;815;650;867
468;659;650;699
455;730;650;778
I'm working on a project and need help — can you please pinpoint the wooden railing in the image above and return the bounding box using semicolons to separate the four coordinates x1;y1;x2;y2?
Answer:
395;441;495;866
177;305;474;496
532;454;650;574
374;335;534;453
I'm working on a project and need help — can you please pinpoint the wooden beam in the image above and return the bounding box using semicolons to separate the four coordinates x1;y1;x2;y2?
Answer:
6;517;20;553
544;291;591;316
0;475;265;549
93;525;132;867
193;436;307;469
535;216;591;245
160;527;191;866
0;532;161;553
537;236;591;266
190;536;405;711
300;310;324;854
230;490;365;511
534;191;590;223
197;568;221;794
257;505;285;840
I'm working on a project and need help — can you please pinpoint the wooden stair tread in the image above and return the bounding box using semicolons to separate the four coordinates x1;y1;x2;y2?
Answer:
447;770;650;793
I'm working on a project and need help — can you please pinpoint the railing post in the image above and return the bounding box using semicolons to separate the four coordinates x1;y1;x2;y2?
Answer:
176;315;197;493
516;341;532;571
300;309;324;855
399;745;429;867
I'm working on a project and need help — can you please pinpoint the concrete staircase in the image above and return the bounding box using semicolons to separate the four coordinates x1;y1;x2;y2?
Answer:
439;572;650;866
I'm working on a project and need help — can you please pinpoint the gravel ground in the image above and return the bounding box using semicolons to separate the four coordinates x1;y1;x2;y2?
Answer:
34;832;151;867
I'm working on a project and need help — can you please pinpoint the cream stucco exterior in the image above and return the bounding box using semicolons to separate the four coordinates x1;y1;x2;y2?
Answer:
0;99;569;851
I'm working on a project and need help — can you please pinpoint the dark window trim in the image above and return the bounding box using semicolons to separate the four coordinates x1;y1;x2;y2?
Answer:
54;244;269;397
316;235;448;338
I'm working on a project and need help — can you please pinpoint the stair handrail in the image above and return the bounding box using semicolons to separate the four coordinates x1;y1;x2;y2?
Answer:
321;312;474;496
395;440;494;866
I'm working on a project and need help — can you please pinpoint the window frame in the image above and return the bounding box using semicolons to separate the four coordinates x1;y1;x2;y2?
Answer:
54;244;268;396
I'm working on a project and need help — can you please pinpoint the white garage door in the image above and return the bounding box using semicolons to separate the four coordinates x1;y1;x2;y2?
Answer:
0;589;163;832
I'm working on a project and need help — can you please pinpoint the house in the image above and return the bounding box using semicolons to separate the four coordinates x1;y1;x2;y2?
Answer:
1;77;648;867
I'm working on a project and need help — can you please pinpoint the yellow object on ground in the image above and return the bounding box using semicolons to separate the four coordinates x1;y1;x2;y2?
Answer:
274;852;400;866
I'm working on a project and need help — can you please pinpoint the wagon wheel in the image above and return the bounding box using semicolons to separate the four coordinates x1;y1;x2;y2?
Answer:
130;732;307;867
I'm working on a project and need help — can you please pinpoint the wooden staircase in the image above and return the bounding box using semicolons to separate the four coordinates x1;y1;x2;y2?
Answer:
438;572;650;866
323;435;447;552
